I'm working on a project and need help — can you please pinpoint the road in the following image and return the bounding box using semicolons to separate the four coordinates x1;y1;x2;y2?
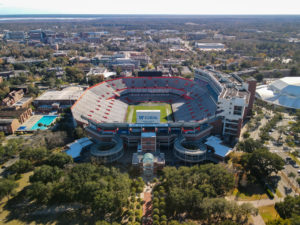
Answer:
0;156;19;177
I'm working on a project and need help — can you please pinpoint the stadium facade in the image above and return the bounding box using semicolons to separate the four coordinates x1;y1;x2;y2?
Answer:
71;67;256;165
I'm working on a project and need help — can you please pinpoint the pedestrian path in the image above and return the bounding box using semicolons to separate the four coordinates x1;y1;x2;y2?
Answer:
142;184;153;225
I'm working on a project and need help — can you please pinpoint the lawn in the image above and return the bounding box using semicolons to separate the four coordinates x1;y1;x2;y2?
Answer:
259;205;280;223
232;184;269;201
0;171;34;225
276;189;283;198
126;104;173;123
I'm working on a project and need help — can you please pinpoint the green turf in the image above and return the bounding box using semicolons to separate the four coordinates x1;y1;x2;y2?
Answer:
126;104;173;123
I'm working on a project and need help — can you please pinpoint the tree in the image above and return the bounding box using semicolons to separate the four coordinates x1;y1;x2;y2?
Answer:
290;67;298;76
288;172;296;179
20;147;48;162
73;126;85;139
267;218;291;225
0;178;18;200
30;165;63;184
275;196;300;219
47;153;73;168
237;138;265;153
65;67;84;82
9;159;33;174
241;149;284;180
26;182;53;204
255;73;264;82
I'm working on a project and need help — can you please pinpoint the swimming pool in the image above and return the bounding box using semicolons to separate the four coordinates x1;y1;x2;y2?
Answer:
30;115;58;130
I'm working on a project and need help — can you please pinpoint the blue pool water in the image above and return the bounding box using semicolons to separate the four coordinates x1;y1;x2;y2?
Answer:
30;116;58;130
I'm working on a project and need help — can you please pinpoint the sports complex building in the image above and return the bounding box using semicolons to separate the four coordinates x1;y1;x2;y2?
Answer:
71;67;256;172
256;77;300;109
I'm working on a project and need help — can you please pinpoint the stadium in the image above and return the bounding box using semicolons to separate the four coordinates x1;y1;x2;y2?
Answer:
71;67;256;170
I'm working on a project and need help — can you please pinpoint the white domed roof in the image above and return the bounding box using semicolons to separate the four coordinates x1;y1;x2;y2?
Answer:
270;77;300;97
256;77;300;109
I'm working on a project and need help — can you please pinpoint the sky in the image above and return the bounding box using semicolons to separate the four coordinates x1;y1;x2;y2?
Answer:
0;0;299;15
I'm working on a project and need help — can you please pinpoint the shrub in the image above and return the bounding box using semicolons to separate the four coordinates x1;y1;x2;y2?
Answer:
153;202;159;209
135;211;139;217
159;189;165;196
128;216;134;222
136;204;141;209
266;188;274;199
153;208;159;215
159;201;166;209
160;215;167;221
135;216;141;222
131;187;136;193
128;210;134;216
137;187;143;193
153;214;159;221
153;197;159;203
243;132;250;139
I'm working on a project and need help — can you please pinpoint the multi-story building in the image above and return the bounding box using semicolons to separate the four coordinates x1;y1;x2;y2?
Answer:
3;31;26;41
28;29;46;42
194;67;256;142
195;42;225;51
1;90;24;107
0;107;32;134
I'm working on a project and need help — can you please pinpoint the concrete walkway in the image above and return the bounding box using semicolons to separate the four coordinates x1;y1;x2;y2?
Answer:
142;184;153;225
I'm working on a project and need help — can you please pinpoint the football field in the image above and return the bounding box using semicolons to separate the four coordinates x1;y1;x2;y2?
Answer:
126;104;173;123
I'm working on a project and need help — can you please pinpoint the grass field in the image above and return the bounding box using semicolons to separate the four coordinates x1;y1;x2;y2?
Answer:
126;104;173;123
258;205;280;223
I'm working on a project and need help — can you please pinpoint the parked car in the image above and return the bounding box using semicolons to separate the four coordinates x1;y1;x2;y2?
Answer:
293;164;299;168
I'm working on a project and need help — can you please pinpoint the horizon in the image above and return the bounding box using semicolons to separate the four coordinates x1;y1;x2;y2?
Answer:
0;0;299;15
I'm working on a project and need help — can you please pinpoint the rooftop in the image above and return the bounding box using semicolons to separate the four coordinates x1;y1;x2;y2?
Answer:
35;86;84;101
0;107;30;119
141;132;156;138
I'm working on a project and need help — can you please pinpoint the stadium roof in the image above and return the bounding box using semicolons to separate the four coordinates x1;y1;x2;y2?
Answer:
256;77;300;109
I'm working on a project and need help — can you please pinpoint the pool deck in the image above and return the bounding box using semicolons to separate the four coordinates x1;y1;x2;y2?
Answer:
18;115;43;131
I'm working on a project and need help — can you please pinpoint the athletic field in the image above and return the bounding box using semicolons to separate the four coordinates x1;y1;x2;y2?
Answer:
126;104;173;123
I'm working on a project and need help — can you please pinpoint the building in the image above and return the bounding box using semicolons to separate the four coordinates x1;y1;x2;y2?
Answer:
195;43;225;51
132;132;165;176
0;119;20;134
33;86;84;112
256;77;300;109
3;31;25;41
0;107;32;134
86;67;107;77
71;67;255;164
1;90;24;107
28;29;46;42
194;67;256;141
160;38;183;45
65;137;93;160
